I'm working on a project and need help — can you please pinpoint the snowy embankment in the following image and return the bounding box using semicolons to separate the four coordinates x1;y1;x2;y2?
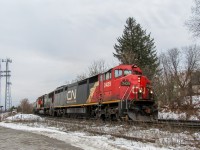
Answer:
5;113;44;121
0;114;167;150
0;122;169;150
159;96;200;121
0;114;199;150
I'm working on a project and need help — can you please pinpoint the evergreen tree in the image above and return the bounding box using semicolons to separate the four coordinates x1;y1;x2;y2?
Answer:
113;17;159;79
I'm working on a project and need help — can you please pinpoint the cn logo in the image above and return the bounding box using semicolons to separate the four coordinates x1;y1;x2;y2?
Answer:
67;89;76;100
104;81;111;88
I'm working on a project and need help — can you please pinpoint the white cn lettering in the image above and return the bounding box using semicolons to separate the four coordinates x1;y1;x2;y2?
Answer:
67;89;76;100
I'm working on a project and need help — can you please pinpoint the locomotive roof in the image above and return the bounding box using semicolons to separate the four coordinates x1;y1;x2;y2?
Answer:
56;85;67;89
52;64;142;93
36;64;143;99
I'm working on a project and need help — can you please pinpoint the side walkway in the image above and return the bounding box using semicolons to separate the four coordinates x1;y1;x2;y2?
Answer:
0;126;82;150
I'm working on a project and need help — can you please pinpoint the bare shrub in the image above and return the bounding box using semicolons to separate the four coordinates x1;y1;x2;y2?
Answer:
18;98;33;114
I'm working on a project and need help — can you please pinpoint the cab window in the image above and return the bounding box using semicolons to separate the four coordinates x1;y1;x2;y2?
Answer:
104;71;112;80
100;74;103;81
115;69;122;78
124;70;132;76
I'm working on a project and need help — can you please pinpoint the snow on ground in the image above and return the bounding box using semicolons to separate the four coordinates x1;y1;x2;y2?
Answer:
87;122;200;149
0;114;199;150
0;113;171;150
5;113;44;121
159;96;200;121
158;110;199;120
158;111;199;120
0;112;11;121
0;122;168;150
159;111;186;120
158;111;200;120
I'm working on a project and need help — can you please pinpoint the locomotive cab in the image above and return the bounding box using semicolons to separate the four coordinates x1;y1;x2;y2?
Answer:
35;95;45;114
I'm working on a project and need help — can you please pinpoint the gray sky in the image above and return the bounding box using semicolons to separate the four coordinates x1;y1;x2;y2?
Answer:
0;0;197;106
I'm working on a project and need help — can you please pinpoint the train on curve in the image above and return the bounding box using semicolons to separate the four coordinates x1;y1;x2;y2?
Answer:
34;64;158;121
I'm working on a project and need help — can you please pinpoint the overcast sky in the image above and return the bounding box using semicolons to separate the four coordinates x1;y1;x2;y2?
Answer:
0;0;198;107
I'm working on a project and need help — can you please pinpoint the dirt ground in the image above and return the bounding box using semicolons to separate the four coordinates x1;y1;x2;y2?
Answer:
0;126;82;150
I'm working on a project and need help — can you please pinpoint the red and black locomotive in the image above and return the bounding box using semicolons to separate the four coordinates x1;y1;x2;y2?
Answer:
34;64;158;121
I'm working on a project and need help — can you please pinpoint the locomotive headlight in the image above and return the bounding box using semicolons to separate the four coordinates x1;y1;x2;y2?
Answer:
149;90;154;100
138;88;143;99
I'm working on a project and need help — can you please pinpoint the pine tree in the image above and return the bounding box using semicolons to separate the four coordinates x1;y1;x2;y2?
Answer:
113;17;159;79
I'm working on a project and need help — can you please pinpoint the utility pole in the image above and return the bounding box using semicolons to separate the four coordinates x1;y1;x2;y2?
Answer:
2;58;12;111
0;59;1;109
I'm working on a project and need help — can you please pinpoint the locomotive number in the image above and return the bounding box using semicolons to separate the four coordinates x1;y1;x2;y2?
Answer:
121;81;131;86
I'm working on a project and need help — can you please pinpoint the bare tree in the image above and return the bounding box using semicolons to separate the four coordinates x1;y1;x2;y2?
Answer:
183;45;200;104
186;0;200;37
74;73;87;82
74;59;109;81
157;45;200;108
158;49;181;107
88;59;108;76
18;98;33;114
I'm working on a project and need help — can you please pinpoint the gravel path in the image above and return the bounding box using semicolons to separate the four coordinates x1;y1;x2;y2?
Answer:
0;126;82;150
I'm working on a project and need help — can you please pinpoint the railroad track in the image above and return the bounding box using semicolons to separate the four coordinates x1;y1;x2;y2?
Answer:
129;119;200;129
38;116;199;145
41;117;157;143
41;116;200;129
157;119;200;128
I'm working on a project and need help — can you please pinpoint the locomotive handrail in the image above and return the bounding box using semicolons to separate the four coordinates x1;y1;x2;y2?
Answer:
125;86;134;109
121;86;129;109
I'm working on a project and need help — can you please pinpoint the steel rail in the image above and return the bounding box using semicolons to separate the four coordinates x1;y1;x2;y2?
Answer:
41;115;200;129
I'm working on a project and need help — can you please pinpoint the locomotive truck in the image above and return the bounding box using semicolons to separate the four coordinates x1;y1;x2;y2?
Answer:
34;64;158;121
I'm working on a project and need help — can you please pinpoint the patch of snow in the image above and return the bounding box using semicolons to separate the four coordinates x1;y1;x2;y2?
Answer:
0;112;11;120
5;114;44;121
189;115;199;121
158;110;200;121
158;111;187;120
192;96;200;105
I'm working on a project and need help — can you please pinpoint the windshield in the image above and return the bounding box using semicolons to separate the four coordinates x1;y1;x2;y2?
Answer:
124;70;132;76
